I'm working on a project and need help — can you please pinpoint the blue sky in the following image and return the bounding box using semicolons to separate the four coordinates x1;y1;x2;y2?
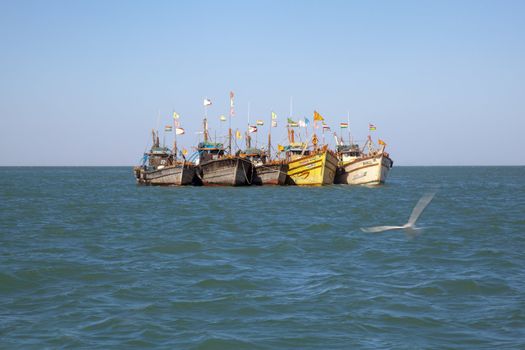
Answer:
1;0;524;165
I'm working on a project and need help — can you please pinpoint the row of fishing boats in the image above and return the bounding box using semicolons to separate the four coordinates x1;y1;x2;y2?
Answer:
133;119;393;187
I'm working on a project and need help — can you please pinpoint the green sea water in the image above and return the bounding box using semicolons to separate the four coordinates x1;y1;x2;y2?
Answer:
1;166;524;349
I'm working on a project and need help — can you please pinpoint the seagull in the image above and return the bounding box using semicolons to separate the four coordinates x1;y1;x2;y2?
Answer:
361;192;435;234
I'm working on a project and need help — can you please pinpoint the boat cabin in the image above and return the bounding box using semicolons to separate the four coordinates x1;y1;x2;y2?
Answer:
141;130;174;169
285;142;311;161
240;148;268;166
337;144;362;163
144;146;173;169
197;142;225;164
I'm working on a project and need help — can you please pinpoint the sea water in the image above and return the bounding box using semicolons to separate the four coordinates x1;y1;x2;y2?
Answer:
1;166;524;349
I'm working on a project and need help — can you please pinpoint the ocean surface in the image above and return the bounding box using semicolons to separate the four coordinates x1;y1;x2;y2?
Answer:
1;166;524;349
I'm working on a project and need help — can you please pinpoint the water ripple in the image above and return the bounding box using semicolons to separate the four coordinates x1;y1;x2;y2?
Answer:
0;166;524;348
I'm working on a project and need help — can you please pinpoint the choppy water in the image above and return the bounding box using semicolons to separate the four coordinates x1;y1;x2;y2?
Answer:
1;166;524;349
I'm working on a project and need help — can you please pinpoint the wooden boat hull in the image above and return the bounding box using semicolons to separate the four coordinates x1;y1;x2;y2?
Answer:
198;157;254;186
253;163;288;185
334;153;393;185
286;150;338;186
134;164;195;186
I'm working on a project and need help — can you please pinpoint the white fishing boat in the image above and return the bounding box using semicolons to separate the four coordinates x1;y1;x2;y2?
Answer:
334;136;393;186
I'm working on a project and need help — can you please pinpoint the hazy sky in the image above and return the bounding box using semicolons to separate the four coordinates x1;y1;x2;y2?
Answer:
1;0;524;165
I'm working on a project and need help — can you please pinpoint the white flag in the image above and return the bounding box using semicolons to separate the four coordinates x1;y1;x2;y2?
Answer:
229;91;235;116
203;98;212;107
176;127;185;135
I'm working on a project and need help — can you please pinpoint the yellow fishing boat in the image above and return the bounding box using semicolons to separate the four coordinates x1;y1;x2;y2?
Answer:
285;143;338;186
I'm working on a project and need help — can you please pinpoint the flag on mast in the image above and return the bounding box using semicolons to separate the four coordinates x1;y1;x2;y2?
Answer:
175;127;185;135
271;111;277;120
271;120;277;127
256;120;264;126
249;125;258;133
230;91;235;116
313;111;324;121
173;112;180;119
369;123;376;131
164;125;172;132
219;115;227;122
340;122;348;128
203;98;212;107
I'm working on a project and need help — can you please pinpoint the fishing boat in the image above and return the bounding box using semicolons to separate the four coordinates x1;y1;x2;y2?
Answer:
195;112;254;186
254;160;288;185
241;148;288;185
196;142;254;186
239;121;287;185
134;130;195;186
285;143;338;186
281;111;338;186
334;136;393;185
280;117;337;185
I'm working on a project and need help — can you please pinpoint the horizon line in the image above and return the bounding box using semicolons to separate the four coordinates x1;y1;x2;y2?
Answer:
1;164;524;167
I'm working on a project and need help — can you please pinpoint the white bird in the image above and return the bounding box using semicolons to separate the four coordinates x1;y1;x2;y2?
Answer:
361;192;435;234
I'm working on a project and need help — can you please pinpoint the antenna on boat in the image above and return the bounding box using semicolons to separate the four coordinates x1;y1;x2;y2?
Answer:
229;91;234;155
248;102;251;149
268;111;272;160
322;123;325;146
203;97;208;143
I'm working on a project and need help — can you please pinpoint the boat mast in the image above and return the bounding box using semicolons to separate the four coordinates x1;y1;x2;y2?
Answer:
151;129;156;148
203;118;208;143
229;91;234;155
246;102;251;149
322;123;325;146
173;112;177;160
204;98;209;143
228;123;232;155
267;111;271;160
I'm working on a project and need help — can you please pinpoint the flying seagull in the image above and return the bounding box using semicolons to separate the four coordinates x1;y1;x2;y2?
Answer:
361;192;435;234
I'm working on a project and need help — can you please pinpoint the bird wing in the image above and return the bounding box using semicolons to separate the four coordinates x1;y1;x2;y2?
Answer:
407;192;435;226
361;225;405;233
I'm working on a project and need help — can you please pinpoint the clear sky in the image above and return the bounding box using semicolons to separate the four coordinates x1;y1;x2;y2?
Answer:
1;0;524;165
